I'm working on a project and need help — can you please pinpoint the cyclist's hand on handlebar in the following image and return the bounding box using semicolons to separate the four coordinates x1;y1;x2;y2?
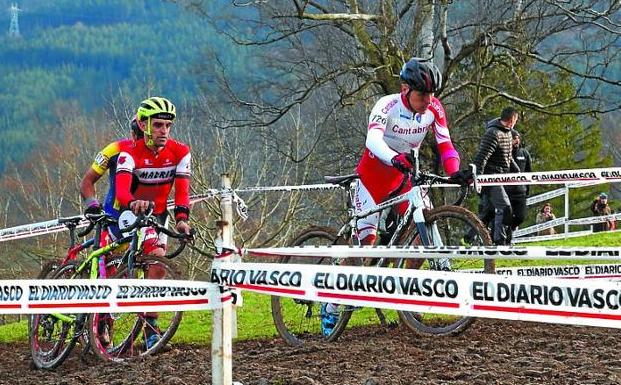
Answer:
449;169;474;186
391;153;414;173
175;221;194;239
129;200;153;215
84;202;103;216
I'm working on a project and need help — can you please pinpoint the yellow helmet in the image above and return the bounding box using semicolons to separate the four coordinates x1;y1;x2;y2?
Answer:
136;97;175;147
137;97;176;121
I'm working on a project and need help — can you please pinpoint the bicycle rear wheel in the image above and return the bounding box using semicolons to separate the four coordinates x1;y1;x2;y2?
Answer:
87;255;183;362
397;205;493;336
29;261;84;369
271;226;352;346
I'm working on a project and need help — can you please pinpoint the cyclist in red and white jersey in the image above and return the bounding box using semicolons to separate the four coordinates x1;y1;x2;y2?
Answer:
115;97;191;236
354;57;469;247
321;57;471;336
114;96;192;349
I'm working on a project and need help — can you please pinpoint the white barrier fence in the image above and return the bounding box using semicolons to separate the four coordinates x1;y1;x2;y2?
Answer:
513;179;618;243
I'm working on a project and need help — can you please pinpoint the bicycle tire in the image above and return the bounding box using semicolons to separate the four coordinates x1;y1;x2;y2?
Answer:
397;205;493;336
29;261;85;369
87;255;183;362
270;226;352;346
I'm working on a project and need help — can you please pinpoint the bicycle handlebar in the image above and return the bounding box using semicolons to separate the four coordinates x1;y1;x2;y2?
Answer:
122;204;194;259
78;213;118;237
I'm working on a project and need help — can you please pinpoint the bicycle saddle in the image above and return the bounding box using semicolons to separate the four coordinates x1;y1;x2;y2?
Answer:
324;174;359;187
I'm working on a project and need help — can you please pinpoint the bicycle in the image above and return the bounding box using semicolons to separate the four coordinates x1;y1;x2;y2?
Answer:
29;213;119;369
271;154;493;346
29;209;192;368
86;207;193;362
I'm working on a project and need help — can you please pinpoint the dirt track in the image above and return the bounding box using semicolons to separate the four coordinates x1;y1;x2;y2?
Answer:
2;319;620;385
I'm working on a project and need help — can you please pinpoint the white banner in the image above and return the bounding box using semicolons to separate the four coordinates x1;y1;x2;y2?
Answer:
0;279;231;314
245;245;621;260
476;167;621;186
212;262;621;329
494;263;621;279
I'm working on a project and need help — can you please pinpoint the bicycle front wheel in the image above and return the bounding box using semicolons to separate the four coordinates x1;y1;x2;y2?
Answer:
397;205;493;336
271;226;352;346
29;261;84;369
87;256;183;362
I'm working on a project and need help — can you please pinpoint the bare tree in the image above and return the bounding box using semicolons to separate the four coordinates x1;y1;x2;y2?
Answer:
179;0;619;148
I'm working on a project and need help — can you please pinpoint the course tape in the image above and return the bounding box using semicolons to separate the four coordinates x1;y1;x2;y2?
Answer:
212;261;621;329
245;245;621;260
493;263;621;280
0;192;222;243
3;166;620;242
0;279;231;315
475;167;621;186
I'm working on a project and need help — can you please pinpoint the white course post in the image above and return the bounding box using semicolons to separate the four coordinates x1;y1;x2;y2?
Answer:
212;174;233;385
564;185;570;238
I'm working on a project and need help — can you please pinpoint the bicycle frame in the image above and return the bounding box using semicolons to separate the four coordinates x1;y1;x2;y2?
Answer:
340;180;432;249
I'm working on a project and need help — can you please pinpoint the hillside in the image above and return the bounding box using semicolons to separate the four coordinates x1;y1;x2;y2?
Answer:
0;0;252;172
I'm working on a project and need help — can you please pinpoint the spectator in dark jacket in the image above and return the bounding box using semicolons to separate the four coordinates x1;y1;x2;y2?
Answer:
504;129;532;232
473;106;520;245
591;192;614;232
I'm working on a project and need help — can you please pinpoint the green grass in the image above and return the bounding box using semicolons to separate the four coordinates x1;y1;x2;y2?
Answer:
4;231;620;345
3;292;280;346
494;231;621;268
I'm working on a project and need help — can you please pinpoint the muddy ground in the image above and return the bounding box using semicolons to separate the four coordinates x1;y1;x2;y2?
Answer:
1;319;620;385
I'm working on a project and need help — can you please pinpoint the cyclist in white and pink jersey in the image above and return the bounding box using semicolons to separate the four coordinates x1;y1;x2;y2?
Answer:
320;58;471;336
354;57;469;247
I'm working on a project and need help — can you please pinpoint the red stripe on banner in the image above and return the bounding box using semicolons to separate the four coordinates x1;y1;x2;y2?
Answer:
233;284;306;296
215;250;235;259
29;302;110;309
117;298;210;307
318;292;460;308
473;304;621;321
559;275;621;280
221;294;232;302
0;304;21;309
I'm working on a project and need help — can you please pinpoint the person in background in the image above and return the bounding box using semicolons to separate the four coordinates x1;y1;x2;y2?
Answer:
536;202;556;236
591;192;614;232
504;129;532;240
79;117;142;238
472;107;520;245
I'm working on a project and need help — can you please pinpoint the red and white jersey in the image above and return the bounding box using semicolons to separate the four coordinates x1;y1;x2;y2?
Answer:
356;93;459;203
115;139;191;219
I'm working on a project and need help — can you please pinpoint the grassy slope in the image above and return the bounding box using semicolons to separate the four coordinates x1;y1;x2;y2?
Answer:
2;231;619;344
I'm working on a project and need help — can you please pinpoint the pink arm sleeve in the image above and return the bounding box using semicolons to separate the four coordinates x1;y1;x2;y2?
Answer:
430;97;460;175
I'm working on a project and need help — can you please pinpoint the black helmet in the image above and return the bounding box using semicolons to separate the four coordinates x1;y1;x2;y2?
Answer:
399;57;442;93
